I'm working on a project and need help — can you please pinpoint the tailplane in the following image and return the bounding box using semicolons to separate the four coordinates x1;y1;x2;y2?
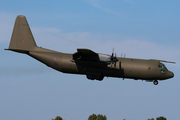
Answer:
6;15;37;53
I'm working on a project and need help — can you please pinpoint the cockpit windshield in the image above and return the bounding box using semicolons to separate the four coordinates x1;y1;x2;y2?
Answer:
158;63;167;70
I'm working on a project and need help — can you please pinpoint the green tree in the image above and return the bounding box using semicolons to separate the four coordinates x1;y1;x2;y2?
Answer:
147;118;155;120
52;116;63;120
88;114;107;120
156;116;167;120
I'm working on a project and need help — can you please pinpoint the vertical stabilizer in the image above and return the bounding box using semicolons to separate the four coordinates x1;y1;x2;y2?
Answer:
8;15;37;52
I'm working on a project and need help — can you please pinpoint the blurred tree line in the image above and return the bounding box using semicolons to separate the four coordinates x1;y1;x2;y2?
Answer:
52;114;167;120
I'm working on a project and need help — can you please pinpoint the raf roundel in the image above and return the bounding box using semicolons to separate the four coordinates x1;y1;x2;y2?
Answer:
53;57;56;60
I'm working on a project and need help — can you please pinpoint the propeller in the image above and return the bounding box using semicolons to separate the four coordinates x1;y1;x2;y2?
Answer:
110;48;118;67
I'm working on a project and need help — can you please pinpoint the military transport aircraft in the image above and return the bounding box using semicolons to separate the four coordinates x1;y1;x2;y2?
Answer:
5;15;175;85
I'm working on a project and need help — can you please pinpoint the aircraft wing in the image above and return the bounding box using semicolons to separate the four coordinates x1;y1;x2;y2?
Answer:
73;49;111;67
150;59;176;64
73;49;100;61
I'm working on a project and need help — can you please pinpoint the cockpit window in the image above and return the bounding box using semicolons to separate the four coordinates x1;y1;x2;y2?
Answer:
161;70;165;73
158;63;167;70
159;63;165;68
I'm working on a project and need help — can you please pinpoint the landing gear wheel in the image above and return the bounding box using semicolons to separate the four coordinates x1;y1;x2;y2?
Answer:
153;80;158;85
86;75;104;81
87;75;94;80
96;76;104;81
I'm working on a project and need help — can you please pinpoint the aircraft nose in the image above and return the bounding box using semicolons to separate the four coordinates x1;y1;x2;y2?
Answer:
168;71;174;78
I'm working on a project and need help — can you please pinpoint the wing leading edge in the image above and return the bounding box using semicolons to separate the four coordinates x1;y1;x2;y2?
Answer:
73;49;100;61
72;49;110;67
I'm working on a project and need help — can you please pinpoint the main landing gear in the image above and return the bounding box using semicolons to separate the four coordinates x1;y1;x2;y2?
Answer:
86;75;104;81
153;80;158;85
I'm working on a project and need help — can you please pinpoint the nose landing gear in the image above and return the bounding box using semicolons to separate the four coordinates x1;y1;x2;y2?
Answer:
153;80;158;85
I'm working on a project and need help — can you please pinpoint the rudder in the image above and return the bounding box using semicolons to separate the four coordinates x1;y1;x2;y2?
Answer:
7;15;37;53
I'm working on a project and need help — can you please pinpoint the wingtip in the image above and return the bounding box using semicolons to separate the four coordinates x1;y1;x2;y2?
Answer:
150;59;176;64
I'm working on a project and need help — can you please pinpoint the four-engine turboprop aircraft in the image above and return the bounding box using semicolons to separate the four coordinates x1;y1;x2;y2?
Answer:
5;15;174;85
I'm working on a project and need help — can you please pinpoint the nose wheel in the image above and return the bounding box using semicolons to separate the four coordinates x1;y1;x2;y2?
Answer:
153;80;158;85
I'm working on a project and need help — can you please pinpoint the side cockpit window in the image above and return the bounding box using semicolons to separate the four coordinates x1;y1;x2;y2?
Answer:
161;70;165;73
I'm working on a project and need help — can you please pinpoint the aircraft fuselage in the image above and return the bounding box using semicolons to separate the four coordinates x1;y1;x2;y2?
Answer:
27;47;174;82
6;15;174;85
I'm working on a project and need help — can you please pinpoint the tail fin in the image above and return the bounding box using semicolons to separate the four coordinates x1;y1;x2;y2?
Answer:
6;15;37;53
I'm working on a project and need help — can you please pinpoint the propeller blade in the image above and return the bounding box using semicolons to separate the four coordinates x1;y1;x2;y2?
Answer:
112;47;114;55
110;48;119;68
111;47;114;59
